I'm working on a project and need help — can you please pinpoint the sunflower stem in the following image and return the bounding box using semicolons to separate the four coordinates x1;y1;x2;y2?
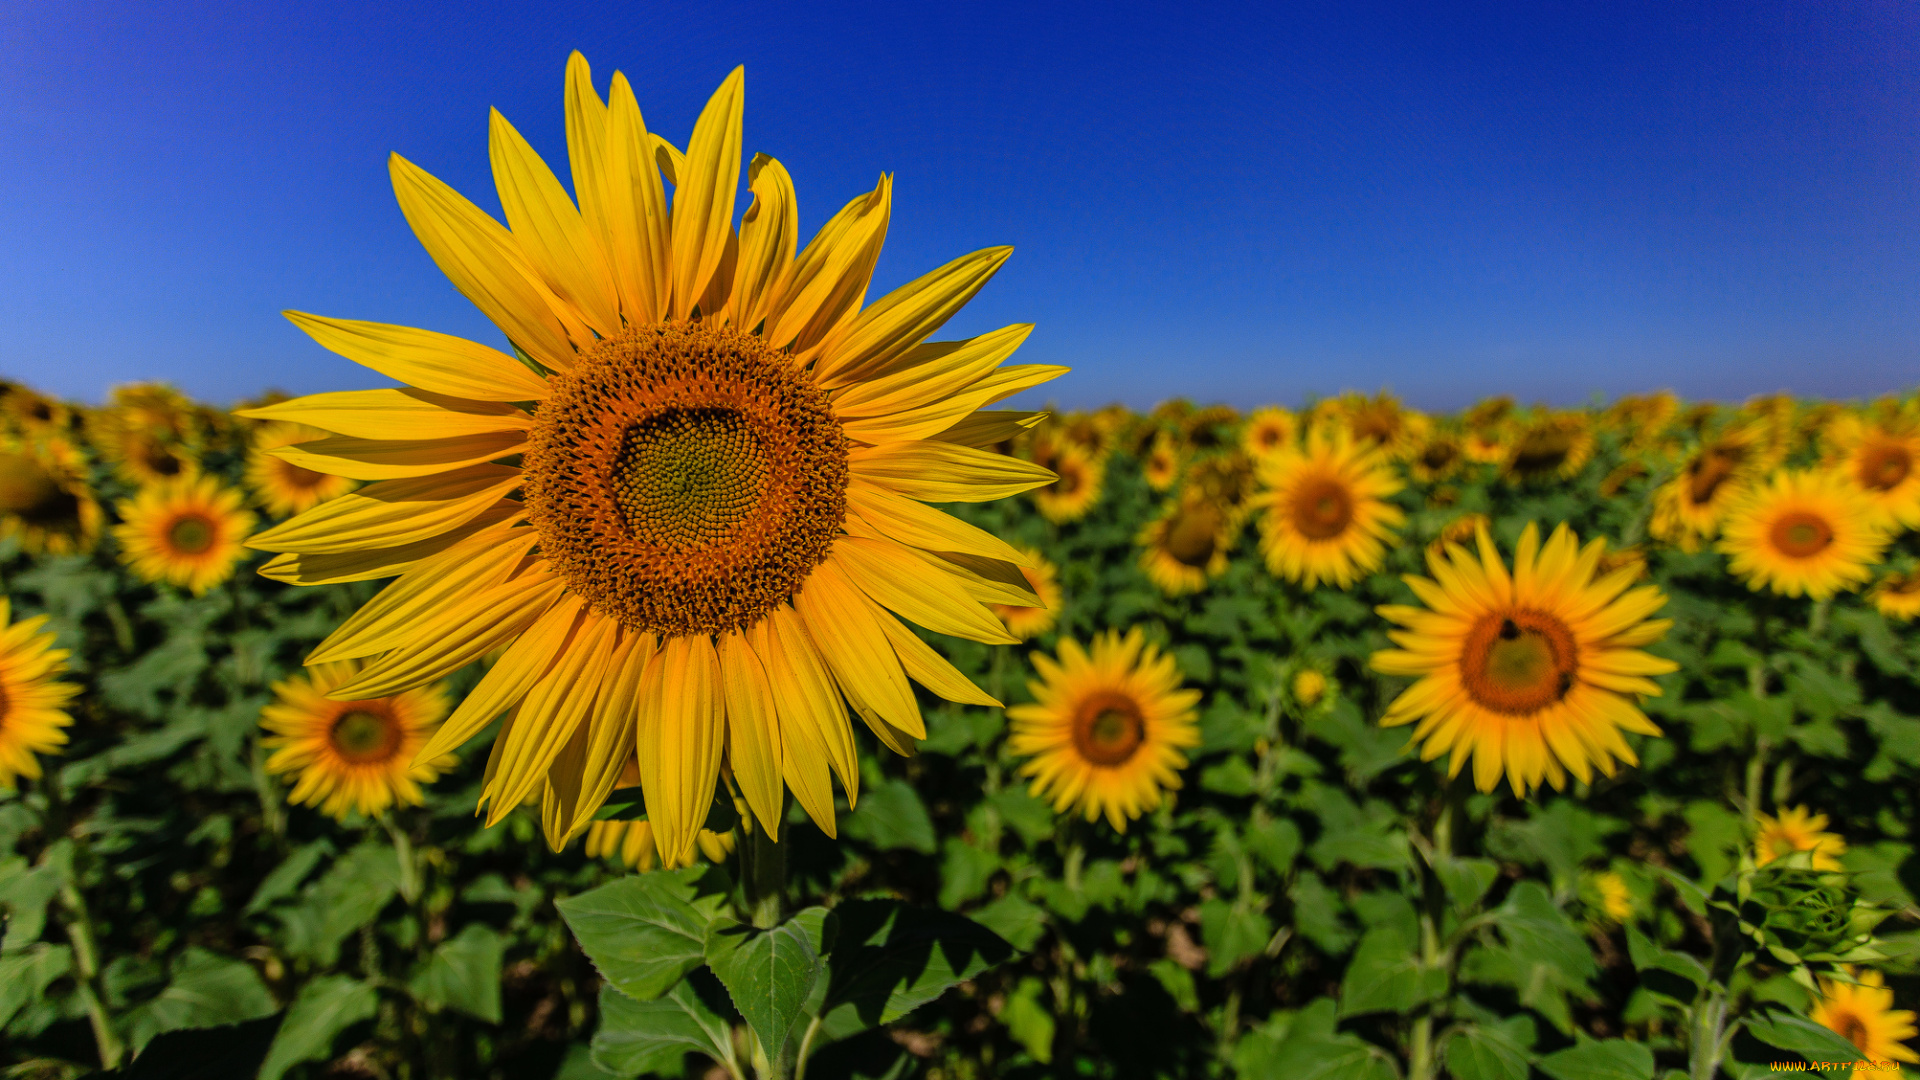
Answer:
1809;595;1831;639
743;816;786;931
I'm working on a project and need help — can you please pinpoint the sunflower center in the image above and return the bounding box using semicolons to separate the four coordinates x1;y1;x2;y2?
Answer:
330;708;402;764
138;438;185;477
167;514;215;555
1049;459;1087;497
1687;449;1741;505
1072;692;1146;767
1420;440;1459;471
1511;428;1573;476
524;322;847;637
1460;610;1579;716
1164;503;1222;567
1832;1012;1870;1053
271;457;330;491
1769;512;1833;559
1858;443;1911;491
0;453;63;518
1290;478;1353;540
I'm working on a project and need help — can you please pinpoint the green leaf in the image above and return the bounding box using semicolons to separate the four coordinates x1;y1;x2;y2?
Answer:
1536;1037;1655;1080
1199;898;1274;977
1001;976;1055;1063
243;838;334;916
1245;817;1302;878
1231;997;1399;1080
408;923;505;1023
1289;871;1356;956
0;944;72;1028
938;838;999;909
1200;755;1257;796
555;866;730;1000
1445;1020;1533;1080
840;778;937;854
0;851;65;953
1338;925;1446;1017
970;893;1049;952
821;899;1014;1030
593;785;648;821
592;978;736;1078
125;947;276;1053
257;975;380;1080
986;787;1056;847
704;909;829;1059
275;840;402;966
1435;856;1501;913
1744;1011;1868;1074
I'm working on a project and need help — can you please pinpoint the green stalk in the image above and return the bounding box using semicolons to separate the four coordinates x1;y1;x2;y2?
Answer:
60;880;125;1070
742;817;787;931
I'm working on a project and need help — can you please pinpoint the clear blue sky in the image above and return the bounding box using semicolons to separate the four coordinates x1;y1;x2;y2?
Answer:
4;0;1917;413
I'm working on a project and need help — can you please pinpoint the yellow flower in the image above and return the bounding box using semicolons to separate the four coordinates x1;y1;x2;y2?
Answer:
1463;425;1511;465
259;661;456;819
0;436;103;556
1291;668;1329;709
1870;571;1920;621
1719;470;1889;599
1503;414;1595;484
585;817;737;871
95;383;201;486
1753;805;1848;872
246;421;358;516
991;548;1061;641
1811;970;1920;1068
1824;413;1920;530
241;55;1061;864
0;384;75;439
1181;405;1241;454
1031;440;1104;523
1007;629;1200;831
1602;392;1679;447
1592;871;1635;923
1372;523;1678;796
112;475;256;595
1137;494;1233;597
1143;432;1182;491
1241;406;1297;460
0;598;80;790
1408;429;1466;483
1649;433;1762;551
1252;430;1404;589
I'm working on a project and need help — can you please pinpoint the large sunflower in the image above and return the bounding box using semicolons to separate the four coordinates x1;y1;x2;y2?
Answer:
0;598;80;790
0;435;103;556
1719;470;1889;599
1811;970;1919;1069
113;475;257;595
1007;629;1200;831
246;420;358;516
1371;523;1678;797
1824;414;1920;530
259;661;456;819
242;56;1063;863
1252;430;1404;589
1753;805;1847;872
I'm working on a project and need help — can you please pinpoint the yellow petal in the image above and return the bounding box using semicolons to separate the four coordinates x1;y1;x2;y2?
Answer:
490;107;620;337
758;607;851;829
414;593;586;765
651;133;685;185
483;613;621;824
306;526;539;663
669;67;744;318
636;635;726;868
729;154;798;333
603;72;672;327
830;537;1017;645
564;52;613;260
848;440;1055;502
794;561;925;741
542;722;593;851
271;430;525;481
813;247;1014;388
909;549;1041;607
845;479;1035;567
256;503;523;585
973;364;1072;408
246;464;522;554
388;154;586;370
562;629;652;840
235;388;533;439
282;312;550;401
330;572;563;699
831;324;1032;418
875;614;999;707
718;630;784;839
927;409;1047;448
762;176;890;355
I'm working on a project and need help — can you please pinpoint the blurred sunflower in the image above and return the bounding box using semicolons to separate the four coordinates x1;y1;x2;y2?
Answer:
1185;451;1259;527
0;598;80;790
1371;523;1678;797
1870;570;1920;621
96;383;200;486
1055;410;1115;459
1589;871;1635;923
243;55;1062;863
1180;404;1239;454
0;385;75;439
1597;460;1650;498
1463;425;1511;465
1007;628;1200;832
1137;494;1233;597
1426;512;1490;564
1824;414;1920;529
1753;805;1847;871
1143;432;1181;491
1408;428;1466;483
1241;406;1296;460
0;436;103;556
113;475;257;594
1811;970;1919;1068
1333;391;1428;462
1602;391;1678;448
1719;470;1888;599
1503;414;1595;484
260;661;455;819
990;548;1061;640
1289;666;1335;714
1031;440;1104;523
1648;434;1762;551
1252;431;1404;589
246;421;359;516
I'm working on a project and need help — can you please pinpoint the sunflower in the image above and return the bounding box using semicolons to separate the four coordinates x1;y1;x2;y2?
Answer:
1007;628;1200;831
1503;414;1595;484
1055;410;1115;459
242;56;1063;863
1408;429;1466;483
1811;970;1919;1069
1143;432;1182;491
1598;460;1650;498
1185;451;1259;527
1242;406;1296;460
0;436;103;556
0;598;80;790
246;421;359;516
1031;441;1104;523
1753;805;1848;872
1590;871;1635;923
1602;392;1678;447
1463;425;1511;465
991;548;1061;640
260;661;455;819
1719;470;1889;599
585;817;737;871
0;384;75;439
1870;570;1920;621
1290;667;1332;711
1252;431;1404;589
1371;522;1678;797
95;383;200;486
1334;391;1429;462
1648;433;1763;551
1824;414;1920;530
113;475;257;594
1136;494;1233;597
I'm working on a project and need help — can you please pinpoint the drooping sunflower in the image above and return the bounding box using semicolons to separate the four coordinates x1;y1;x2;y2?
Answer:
1824;414;1920;530
1142;432;1182;491
242;56;1063;863
0;598;80;790
1719;470;1889;599
113;474;257;594
990;548;1061;641
1252;430;1404;589
1371;522;1679;797
1503;414;1595;484
1241;406;1296;461
1811;970;1920;1069
246;421;359;516
0;436;103;556
1031;440;1104;523
1137;494;1234;597
259;660;456;819
1462;397;1517;463
1007;628;1200;831
585;817;737;871
1753;805;1848;872
1870;570;1920;621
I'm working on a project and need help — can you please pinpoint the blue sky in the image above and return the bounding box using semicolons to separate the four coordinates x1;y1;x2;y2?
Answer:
4;0;1917;412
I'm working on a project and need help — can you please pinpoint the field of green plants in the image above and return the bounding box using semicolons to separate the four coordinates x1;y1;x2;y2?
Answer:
1;383;1917;1080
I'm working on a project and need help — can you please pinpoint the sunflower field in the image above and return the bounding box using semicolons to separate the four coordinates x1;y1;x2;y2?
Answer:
4;54;1920;1080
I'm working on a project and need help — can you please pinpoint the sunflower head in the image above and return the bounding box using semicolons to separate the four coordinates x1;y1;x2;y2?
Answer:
1755;806;1849;872
113;475;257;595
1137;492;1234;597
1242;406;1297;460
260;661;456;820
990;548;1062;641
1408;429;1466;483
1253;430;1405;589
1586;871;1636;924
0;436;103;556
1031;440;1105;524
246;421;359;516
0;598;80;790
1719;469;1890;599
1870;569;1920;621
1143;432;1183;491
1006;628;1201;832
1602;391;1679;446
1503;414;1595;484
1824;413;1920;529
1812;969;1920;1066
1373;522;1678;796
